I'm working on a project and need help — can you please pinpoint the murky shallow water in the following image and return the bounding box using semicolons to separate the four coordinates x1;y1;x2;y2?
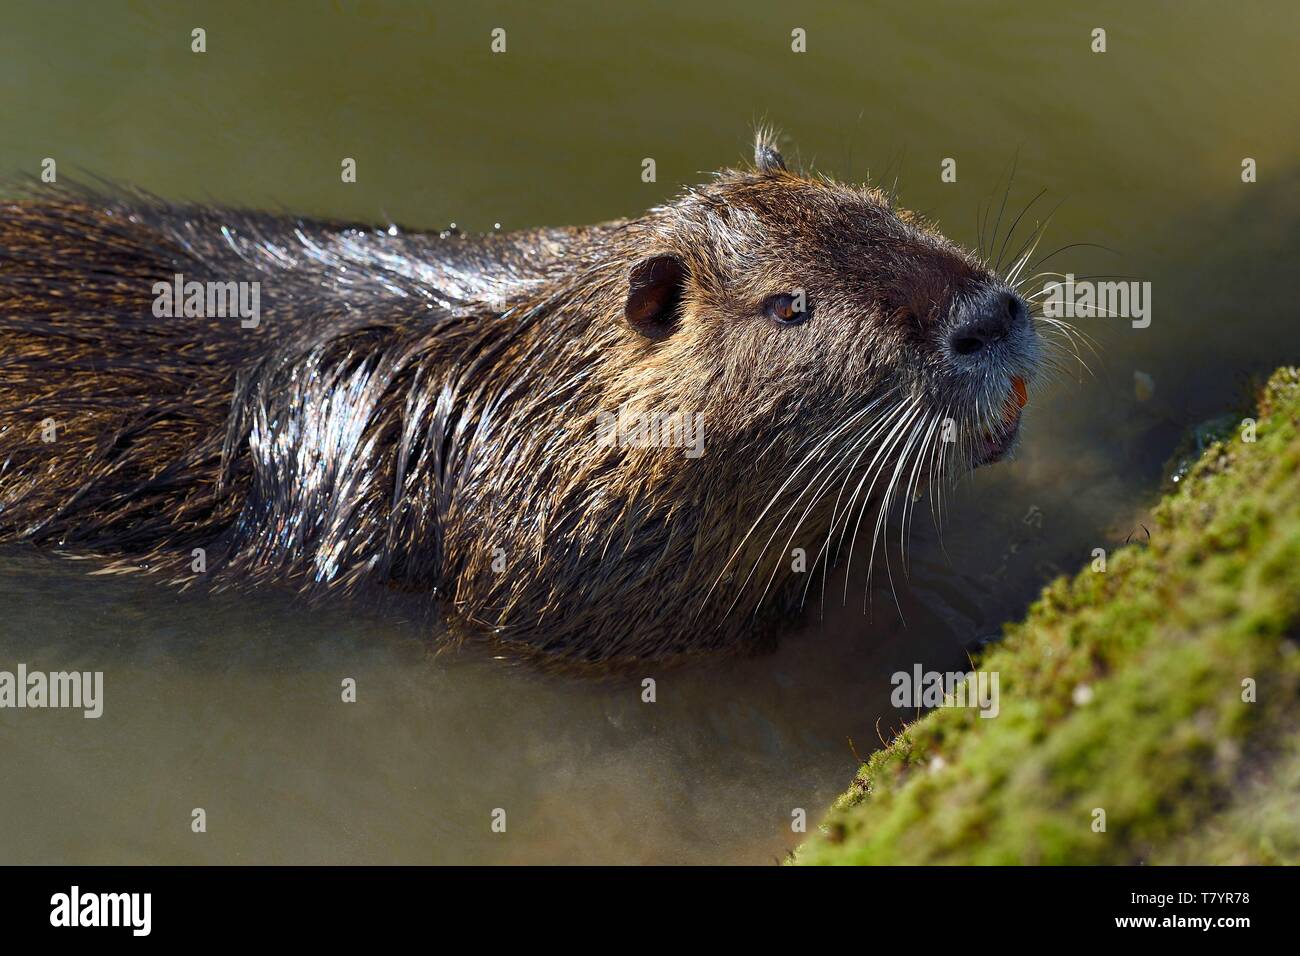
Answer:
1;1;1298;863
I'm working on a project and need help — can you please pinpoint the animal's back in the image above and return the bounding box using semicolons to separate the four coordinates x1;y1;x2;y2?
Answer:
0;190;582;573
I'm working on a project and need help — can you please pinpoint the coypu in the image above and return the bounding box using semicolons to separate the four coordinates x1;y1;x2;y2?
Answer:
0;134;1049;667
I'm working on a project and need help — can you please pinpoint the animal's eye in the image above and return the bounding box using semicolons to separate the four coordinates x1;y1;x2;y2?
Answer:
764;292;811;326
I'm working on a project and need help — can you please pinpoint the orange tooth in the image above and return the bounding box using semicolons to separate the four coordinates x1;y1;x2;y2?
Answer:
1001;376;1028;428
1011;376;1028;409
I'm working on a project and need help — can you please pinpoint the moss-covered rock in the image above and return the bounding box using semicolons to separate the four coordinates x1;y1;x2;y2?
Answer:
796;367;1300;865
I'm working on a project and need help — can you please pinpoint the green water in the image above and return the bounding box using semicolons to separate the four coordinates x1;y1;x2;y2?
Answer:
1;1;1298;863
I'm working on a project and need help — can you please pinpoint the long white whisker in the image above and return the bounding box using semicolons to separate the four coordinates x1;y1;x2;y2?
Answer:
839;402;924;606
704;398;883;618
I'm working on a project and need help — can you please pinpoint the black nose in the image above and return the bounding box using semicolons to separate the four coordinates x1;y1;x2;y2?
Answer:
949;291;1025;356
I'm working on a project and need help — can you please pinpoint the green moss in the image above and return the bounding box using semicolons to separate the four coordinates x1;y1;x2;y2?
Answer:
797;366;1300;865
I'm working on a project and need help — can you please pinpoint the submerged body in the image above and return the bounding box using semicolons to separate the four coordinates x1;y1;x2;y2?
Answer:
0;137;1043;666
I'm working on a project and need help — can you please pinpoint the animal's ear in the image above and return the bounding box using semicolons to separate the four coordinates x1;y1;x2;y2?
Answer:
754;134;787;174
625;254;689;340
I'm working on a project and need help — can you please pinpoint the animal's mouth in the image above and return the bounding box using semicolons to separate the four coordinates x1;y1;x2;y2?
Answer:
974;376;1028;466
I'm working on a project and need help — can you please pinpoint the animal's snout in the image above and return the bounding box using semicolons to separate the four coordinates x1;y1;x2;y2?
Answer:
948;290;1026;357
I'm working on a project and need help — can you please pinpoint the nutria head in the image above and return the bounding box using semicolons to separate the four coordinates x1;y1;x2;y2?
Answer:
604;134;1040;486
